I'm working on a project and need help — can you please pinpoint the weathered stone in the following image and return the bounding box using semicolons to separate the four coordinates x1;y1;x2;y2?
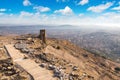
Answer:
28;49;35;54
0;76;9;80
35;59;40;63
21;48;29;53
59;70;65;79
7;66;12;70
53;68;65;80
54;68;60;77
23;55;28;59
0;59;29;79
69;76;74;80
40;63;47;68
48;65;56;70
70;72;79;78
27;38;32;41
14;43;27;50
64;73;69;79
72;66;78;71
39;53;48;61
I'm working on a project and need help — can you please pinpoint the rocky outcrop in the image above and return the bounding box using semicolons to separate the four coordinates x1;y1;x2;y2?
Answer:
0;59;29;80
14;43;35;54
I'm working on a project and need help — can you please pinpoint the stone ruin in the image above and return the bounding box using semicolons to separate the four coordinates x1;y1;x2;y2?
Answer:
40;29;46;43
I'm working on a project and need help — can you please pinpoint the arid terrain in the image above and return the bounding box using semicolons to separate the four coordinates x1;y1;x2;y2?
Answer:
47;28;120;63
1;25;120;63
0;34;120;80
0;36;31;80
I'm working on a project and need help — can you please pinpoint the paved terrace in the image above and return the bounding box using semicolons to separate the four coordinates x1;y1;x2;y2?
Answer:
5;44;56;80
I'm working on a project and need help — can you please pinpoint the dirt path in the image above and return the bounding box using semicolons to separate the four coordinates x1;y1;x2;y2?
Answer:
5;44;57;80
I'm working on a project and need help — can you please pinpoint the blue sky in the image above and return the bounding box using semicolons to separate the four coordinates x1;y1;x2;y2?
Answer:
0;0;120;26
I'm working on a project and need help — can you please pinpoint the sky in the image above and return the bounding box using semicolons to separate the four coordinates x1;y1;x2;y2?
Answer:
0;0;120;27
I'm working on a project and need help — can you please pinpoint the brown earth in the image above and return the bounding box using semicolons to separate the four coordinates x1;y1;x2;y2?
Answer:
0;35;31;80
0;34;120;80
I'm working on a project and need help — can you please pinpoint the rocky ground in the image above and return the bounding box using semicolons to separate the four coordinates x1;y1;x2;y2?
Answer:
0;36;32;80
0;58;30;80
0;34;120;80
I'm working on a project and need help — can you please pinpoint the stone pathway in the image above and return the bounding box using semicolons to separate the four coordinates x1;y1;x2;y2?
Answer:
5;44;57;80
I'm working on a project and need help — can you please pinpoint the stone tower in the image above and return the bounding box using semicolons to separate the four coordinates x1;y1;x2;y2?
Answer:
40;29;46;43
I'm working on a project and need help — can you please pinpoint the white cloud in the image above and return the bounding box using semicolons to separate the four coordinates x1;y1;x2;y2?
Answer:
20;11;33;17
9;14;14;17
0;13;5;16
0;12;48;25
78;0;89;5
119;2;120;5
87;2;113;13
112;6;120;11
54;6;73;15
33;6;50;12
23;0;32;6
19;11;47;18
0;12;120;27
0;8;6;12
56;0;69;2
111;1;120;11
0;13;15;17
79;13;84;17
56;0;59;2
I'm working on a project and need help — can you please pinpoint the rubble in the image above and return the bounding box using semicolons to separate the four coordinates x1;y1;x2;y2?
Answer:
35;52;83;80
14;43;35;54
14;43;27;50
0;59;29;80
53;67;65;79
72;66;79;71
21;48;29;53
48;64;56;70
37;53;55;63
27;37;32;41
21;48;35;54
40;63;47;68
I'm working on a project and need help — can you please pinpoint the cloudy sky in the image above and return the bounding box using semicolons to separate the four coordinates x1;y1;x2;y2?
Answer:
0;0;120;26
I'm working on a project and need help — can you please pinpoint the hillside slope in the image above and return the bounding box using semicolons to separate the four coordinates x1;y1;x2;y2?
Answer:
0;35;120;80
45;38;120;80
